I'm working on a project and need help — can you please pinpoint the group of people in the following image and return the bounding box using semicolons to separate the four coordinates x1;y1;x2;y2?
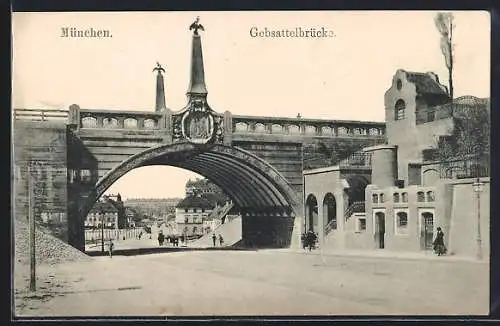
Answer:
301;230;318;251
212;234;224;247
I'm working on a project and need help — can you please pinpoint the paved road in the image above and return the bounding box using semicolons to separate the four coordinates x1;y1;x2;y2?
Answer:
15;249;489;316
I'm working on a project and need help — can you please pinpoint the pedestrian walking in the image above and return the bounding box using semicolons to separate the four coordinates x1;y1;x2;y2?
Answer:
212;233;217;246
158;231;165;246
108;239;114;258
218;234;224;246
433;227;447;256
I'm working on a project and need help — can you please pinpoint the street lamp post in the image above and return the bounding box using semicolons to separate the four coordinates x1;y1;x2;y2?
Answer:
473;177;484;260
101;211;105;253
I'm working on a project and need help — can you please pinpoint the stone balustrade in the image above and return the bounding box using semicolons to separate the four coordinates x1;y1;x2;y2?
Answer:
232;115;385;138
78;109;164;130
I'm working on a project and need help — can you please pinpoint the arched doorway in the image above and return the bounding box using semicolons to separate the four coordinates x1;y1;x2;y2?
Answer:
374;211;386;249
420;211;435;250
323;193;337;232
305;194;318;233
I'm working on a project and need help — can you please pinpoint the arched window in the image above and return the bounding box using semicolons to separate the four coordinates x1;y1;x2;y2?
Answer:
379;193;385;203
395;99;406;120
395;211;409;235
393;193;400;203
417;191;425;202
192;227;197;234
402;192;408;203
426;191;435;202
372;194;379;204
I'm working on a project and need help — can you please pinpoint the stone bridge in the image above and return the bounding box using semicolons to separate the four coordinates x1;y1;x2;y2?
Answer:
13;107;384;251
12;20;385;251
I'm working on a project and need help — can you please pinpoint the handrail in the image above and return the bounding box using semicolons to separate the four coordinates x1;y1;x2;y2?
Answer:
14;108;69;121
344;201;365;220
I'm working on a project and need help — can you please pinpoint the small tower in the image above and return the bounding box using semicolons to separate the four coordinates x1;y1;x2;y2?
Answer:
153;62;167;112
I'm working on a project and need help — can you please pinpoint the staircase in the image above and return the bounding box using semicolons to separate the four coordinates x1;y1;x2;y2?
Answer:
190;215;242;248
324;201;365;235
208;201;234;226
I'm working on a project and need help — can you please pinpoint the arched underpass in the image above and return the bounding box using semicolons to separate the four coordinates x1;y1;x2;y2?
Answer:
78;142;302;249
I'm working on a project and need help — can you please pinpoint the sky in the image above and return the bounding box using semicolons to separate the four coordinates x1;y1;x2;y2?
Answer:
12;11;490;199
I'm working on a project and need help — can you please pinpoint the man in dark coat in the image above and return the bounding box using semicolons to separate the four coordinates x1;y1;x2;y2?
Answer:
212;233;217;246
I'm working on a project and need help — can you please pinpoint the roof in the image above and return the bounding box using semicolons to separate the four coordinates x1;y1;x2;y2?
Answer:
176;195;214;209
405;71;448;95
90;201;119;213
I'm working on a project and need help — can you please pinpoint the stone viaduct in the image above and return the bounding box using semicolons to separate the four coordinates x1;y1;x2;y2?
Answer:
13;21;386;251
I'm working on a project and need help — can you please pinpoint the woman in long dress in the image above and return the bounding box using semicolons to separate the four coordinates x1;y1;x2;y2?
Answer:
433;227;447;256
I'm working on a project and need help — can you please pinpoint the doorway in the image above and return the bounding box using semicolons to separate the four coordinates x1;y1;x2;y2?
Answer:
374;212;385;249
421;212;434;250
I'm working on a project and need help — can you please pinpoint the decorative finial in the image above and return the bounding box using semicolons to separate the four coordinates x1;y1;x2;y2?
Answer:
153;62;165;73
189;16;205;36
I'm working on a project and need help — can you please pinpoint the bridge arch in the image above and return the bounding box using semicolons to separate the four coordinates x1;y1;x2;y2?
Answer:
78;142;301;223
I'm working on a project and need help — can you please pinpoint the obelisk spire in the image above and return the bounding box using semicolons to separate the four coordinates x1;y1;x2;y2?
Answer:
153;62;166;112
187;17;208;99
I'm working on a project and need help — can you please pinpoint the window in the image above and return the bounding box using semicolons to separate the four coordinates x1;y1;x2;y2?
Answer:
372;194;379;204
184;217;188;224
395;211;409;235
184;208;188;213
357;218;367;232
393;193;400;203
395;99;406;120
193;208;197;213
68;169;78;183
379;193;385;203
402;192;408;203
202;208;205;213
80;169;92;183
426;191;435;202
192;227;197;234
396;79;403;90
417;191;425;202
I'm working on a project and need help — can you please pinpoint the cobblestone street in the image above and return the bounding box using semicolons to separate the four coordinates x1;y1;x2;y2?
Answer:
15;249;489;317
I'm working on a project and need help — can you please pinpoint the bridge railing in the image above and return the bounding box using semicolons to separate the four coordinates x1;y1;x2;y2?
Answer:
232;115;386;138
79;109;164;130
13;108;69;122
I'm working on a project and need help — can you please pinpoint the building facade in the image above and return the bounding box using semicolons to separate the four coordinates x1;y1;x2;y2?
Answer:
175;195;214;236
304;70;490;259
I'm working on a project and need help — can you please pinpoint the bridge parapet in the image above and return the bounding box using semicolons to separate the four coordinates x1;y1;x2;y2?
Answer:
13;108;69;122
78;109;165;130
232;115;386;138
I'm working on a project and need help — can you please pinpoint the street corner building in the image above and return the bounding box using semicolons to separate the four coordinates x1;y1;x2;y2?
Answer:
303;69;490;259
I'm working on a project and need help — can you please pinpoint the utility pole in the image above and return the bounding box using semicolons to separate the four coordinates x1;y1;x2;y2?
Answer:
101;212;105;253
28;163;36;292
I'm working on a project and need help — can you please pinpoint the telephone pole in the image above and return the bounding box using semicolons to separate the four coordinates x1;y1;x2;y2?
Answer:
28;163;36;292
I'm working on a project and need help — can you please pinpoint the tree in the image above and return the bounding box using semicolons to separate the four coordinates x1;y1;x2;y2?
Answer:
434;12;455;99
435;103;490;177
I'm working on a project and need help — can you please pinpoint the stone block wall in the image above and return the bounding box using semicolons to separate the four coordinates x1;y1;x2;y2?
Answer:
13;121;69;242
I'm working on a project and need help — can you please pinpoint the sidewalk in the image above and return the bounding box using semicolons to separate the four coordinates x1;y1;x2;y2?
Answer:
271;247;489;264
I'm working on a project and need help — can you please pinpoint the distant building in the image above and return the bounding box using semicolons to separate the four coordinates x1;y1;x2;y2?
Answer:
175;195;214;236
85;194;128;228
85;200;119;228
